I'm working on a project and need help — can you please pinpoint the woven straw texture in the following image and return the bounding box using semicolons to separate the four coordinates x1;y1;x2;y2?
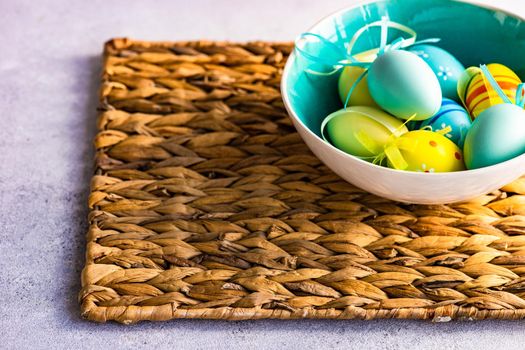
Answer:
81;38;525;323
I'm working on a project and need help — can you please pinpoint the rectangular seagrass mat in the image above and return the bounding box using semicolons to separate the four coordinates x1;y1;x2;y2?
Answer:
81;38;525;323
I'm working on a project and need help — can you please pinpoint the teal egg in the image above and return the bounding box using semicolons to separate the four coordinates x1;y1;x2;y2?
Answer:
464;103;525;169
408;98;472;147
408;44;465;101
368;50;442;120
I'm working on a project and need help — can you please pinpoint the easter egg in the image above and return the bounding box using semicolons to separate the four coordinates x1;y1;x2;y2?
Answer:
463;103;525;169
409;98;472;148
368;50;442;120
322;106;408;158
408;44;465;101
386;130;465;172
458;63;521;118
338;66;378;107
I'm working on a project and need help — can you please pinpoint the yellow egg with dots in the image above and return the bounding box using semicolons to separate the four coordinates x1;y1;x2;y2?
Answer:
386;130;465;172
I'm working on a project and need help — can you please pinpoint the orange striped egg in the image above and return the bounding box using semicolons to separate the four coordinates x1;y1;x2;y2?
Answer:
457;63;521;119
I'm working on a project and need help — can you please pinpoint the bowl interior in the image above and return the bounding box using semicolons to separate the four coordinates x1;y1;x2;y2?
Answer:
285;0;525;137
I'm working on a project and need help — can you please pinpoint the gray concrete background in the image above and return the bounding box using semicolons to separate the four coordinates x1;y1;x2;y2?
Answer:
2;0;525;349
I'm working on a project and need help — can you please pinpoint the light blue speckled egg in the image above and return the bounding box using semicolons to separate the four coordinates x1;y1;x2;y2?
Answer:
464;103;525;169
408;44;465;102
368;50;442;120
408;98;472;147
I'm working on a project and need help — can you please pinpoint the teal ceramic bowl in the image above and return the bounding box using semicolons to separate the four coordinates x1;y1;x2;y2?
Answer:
281;0;525;204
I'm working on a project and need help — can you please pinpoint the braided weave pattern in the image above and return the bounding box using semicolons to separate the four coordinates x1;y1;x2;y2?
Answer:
81;38;525;323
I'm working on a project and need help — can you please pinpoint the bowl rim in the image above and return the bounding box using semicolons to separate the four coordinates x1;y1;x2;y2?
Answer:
281;0;525;178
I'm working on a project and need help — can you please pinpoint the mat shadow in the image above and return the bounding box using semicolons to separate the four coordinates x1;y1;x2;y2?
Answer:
60;54;100;326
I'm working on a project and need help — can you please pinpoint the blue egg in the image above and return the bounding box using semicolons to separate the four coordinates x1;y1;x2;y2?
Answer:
408;44;465;101
367;50;442;120
464;103;525;169
408;98;472;148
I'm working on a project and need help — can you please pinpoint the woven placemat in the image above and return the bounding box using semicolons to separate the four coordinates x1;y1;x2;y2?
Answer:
80;38;525;323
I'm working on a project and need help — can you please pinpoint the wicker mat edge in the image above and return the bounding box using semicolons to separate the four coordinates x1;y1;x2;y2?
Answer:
80;38;525;323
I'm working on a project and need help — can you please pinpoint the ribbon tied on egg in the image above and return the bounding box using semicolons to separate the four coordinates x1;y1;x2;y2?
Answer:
475;65;525;108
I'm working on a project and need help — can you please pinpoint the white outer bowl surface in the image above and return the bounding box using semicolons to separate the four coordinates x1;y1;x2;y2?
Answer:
281;1;525;204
